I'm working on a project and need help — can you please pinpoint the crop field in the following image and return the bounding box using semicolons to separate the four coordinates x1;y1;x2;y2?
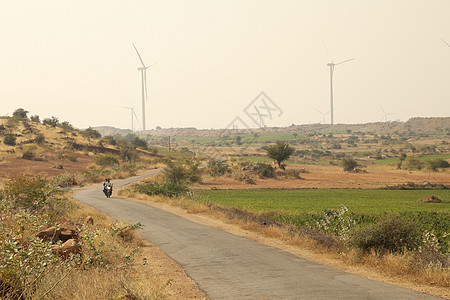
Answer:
200;189;450;214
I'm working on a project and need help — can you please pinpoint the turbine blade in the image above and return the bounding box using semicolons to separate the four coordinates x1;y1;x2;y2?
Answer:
132;43;146;67
335;58;355;65
313;108;323;114
379;104;386;113
322;40;334;63
133;109;142;128
146;61;158;69
442;38;450;48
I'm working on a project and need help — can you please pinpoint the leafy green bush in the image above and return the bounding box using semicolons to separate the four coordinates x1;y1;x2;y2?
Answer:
94;154;120;167
348;215;419;254
3;134;16;146
184;159;202;183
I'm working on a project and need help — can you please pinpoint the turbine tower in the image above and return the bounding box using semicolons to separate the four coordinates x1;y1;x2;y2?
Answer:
323;41;354;125
132;43;155;131
118;106;140;131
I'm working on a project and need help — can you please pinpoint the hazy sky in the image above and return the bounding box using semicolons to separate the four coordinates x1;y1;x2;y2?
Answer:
1;1;449;130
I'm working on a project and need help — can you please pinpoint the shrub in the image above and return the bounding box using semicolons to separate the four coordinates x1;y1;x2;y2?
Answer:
131;136;148;149
1;176;54;210
185;159;202;183
42;116;59;127
22;150;35;160
80;127;101;139
404;157;423;170
207;159;229;176
348;215;419;254
132;180;187;197
35;133;45;145
162;161;187;184
30;114;40;123
94;154;120;167
426;159;450;172
342;157;358;172
3;134;16;146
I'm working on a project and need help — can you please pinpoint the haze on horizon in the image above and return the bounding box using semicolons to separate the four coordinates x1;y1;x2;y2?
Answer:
1;1;449;131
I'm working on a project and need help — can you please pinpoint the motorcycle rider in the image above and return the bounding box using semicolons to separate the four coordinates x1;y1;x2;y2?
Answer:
103;178;113;196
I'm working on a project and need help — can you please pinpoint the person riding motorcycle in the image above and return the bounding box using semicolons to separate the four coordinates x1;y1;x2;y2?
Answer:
103;178;113;196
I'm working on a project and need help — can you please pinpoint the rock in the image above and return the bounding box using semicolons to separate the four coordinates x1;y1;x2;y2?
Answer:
52;239;81;257
36;227;61;242
59;228;78;242
85;216;94;225
422;195;442;203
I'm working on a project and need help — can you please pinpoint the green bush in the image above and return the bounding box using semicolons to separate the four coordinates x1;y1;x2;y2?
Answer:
348;215;419;254
1;176;54;210
94;154;120;167
132;180;187;197
3;134;16;146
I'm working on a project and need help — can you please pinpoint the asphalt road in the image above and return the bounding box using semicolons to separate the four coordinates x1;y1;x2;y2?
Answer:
73;172;442;300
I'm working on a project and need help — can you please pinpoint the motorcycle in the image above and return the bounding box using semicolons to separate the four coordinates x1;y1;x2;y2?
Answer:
104;185;112;198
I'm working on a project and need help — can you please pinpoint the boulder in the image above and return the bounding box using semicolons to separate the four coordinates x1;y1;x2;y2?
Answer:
52;239;81;257
36;227;61;242
59;228;78;242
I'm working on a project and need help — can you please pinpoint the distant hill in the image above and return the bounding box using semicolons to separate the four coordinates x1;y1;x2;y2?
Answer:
95;117;450;138
92;126;132;137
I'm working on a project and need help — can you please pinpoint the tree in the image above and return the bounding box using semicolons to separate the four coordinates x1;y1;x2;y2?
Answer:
12;108;29;120
397;153;407;169
30;115;40;123
236;136;242;145
266;141;294;170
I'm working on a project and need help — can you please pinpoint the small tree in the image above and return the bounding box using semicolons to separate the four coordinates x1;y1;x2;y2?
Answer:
397;153;407;169
236;136;242;145
3;134;16;146
266;141;294;170
12;108;29;120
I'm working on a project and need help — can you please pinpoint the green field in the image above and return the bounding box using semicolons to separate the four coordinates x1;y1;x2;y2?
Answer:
200;189;450;214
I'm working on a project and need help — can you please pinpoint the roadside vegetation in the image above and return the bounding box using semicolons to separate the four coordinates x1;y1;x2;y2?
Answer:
0;175;173;299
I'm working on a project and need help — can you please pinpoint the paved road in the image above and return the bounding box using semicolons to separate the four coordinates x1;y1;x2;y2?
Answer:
73;172;441;300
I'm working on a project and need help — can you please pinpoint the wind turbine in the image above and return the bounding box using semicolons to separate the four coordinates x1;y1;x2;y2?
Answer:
323;41;354;125
313;108;330;124
379;105;395;122
118;106;140;131
132;43;156;131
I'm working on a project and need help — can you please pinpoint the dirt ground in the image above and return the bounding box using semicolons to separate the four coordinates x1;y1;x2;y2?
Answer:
0;153;92;185
193;165;450;190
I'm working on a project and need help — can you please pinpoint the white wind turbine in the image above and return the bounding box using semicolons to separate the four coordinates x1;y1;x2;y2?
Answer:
132;43;156;131
323;41;355;125
118;106;141;131
379;105;395;122
313;108;330;124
